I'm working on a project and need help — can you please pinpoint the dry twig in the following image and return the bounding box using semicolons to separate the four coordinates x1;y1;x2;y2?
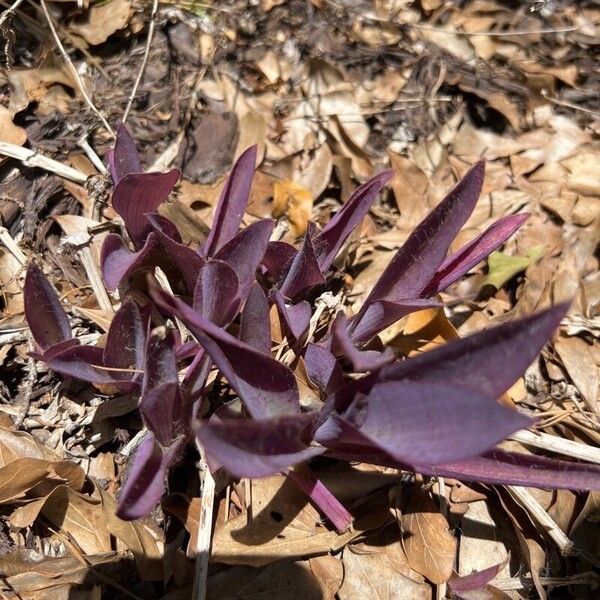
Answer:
39;0;115;138
122;0;159;124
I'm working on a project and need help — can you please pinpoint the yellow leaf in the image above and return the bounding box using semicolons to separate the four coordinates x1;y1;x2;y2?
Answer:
483;245;545;289
273;180;313;236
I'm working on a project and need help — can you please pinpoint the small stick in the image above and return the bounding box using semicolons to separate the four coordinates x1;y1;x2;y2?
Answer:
78;135;107;175
122;0;158;124
39;0;115;138
192;440;215;600
78;246;114;314
0;141;88;182
0;226;26;265
61;231;114;314
511;429;600;465
507;486;574;556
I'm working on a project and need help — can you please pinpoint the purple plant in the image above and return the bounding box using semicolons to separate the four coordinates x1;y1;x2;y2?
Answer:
24;126;600;528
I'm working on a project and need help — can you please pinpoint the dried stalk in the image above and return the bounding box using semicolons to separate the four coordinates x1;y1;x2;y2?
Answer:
122;0;158;124
39;0;115;138
511;429;600;465
0;226;26;265
0;142;88;183
192;440;215;600
507;485;574;556
62;231;114;314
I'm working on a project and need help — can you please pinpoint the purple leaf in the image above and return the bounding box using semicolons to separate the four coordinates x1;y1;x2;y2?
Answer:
101;231;204;294
150;284;300;419
423;213;529;295
32;338;80;361
286;469;352;531
352;161;485;335
356;381;533;464
421;448;600;491
378;303;569;400
272;290;311;341
262;241;297;281
181;347;212;407
279;225;325;300
203;146;258;257
103;299;145;381
304;343;344;394
146;212;183;242
24;263;72;351
331;312;394;372
46;345;117;385
349;298;441;344
112;170;180;248
215;219;274;304
193;260;239;327
448;563;505;596
117;434;182;520
314;170;393;271
195;413;322;478
240;283;271;354
140;329;182;446
110;124;143;183
340;380;532;465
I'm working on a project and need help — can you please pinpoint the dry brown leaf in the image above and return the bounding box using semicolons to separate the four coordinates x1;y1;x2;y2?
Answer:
398;489;457;584
69;0;132;46
308;555;344;599
0;243;24;316
387;153;431;230
273;180;313;236
418;27;476;61
458;500;511;579
159;200;210;247
0;105;27;145
0;458;84;504
211;475;356;566
0;425;60;466
562;148;600;197
99;487;163;580
1;549;118;598
555;334;600;411
235;111;267;165
294;143;333;200
162;493;200;557
11;485;111;555
183;112;239;184
351;19;400;46
207;560;326;599
7;67;74;114
340;532;430;600
498;491;548;600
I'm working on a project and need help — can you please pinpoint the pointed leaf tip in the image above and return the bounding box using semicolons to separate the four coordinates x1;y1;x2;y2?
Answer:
111;124;142;182
203;146;258;256
24;263;72;351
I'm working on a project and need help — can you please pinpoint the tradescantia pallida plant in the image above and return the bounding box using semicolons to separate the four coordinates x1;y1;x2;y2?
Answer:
24;125;600;526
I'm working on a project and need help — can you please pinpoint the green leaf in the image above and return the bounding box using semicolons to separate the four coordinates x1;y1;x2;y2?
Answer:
483;244;545;289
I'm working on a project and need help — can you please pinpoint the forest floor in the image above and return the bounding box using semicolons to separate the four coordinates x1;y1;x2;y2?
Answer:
0;0;599;598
